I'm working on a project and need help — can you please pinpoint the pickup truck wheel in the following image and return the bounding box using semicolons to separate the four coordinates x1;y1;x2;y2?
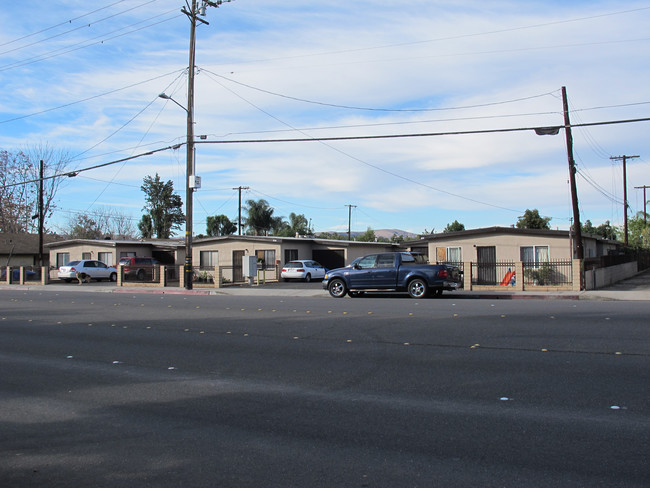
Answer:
328;279;347;298
408;278;428;299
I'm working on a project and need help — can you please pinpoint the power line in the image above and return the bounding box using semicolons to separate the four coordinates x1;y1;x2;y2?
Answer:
0;10;181;73
0;69;184;125
208;70;559;113
0;0;130;48
193;116;650;145
0;0;162;57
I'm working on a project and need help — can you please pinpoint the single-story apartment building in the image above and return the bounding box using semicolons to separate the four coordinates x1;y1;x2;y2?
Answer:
46;238;185;271
403;226;620;263
46;235;399;282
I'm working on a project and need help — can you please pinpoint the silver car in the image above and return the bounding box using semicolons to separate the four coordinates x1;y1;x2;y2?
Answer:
280;260;327;282
58;260;118;282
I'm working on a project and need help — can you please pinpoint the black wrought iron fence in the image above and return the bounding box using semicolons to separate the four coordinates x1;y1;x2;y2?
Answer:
522;260;572;286
470;262;516;286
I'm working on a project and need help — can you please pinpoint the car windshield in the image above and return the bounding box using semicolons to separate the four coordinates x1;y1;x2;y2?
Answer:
119;258;131;265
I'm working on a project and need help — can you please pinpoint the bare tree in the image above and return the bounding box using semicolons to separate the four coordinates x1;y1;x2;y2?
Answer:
62;207;138;239
23;143;71;233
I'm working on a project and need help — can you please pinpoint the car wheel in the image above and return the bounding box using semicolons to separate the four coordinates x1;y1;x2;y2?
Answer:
408;278;428;299
109;272;117;282
137;269;145;280
304;273;312;282
328;279;347;298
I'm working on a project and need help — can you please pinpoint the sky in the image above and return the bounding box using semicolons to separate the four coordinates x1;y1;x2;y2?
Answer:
1;0;649;237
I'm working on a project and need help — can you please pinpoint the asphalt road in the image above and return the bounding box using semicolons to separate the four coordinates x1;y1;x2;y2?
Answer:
1;290;648;487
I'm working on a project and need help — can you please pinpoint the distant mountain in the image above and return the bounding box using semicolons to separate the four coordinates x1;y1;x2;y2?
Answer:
317;229;417;240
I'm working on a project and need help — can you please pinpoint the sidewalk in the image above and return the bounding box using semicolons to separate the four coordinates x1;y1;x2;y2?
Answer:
3;275;650;300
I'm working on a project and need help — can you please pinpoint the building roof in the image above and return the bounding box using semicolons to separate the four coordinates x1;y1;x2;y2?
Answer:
44;238;184;249
0;233;65;254
193;234;399;247
403;226;620;244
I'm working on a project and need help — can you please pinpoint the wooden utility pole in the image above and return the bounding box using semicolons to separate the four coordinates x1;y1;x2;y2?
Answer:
38;160;44;268
634;184;649;224
562;87;583;260
233;186;249;235
610;155;639;246
346;205;357;241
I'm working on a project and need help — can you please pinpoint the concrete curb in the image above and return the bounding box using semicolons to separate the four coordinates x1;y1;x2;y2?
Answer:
3;284;648;300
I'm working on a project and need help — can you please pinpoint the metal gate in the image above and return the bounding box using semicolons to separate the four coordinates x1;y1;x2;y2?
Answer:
233;250;244;282
476;246;496;285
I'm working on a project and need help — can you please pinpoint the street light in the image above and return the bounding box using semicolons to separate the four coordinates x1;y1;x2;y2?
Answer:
161;0;235;290
158;93;188;113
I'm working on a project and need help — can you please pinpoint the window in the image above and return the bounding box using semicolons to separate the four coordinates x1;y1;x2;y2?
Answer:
376;254;395;267
447;247;462;263
98;252;113;265
256;250;276;269
82;252;91;260
285;249;298;263
200;251;219;267
357;255;377;269
120;252;136;257
56;253;70;267
520;246;549;266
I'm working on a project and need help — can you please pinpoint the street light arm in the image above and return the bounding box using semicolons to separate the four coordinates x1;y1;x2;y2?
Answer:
159;93;189;113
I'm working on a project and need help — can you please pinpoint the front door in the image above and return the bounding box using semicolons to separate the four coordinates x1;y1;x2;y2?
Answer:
233;250;244;282
476;246;496;285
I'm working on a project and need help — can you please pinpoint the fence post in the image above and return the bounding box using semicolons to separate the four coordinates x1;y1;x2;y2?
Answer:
463;261;472;290
179;266;184;288
215;266;221;288
572;259;583;291
159;266;166;288
117;265;123;287
514;261;524;291
41;266;48;285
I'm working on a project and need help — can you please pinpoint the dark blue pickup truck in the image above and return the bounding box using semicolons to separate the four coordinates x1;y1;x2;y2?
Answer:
322;251;460;298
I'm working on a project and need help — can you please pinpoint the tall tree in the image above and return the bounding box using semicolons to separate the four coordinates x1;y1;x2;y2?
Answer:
244;199;276;236
356;227;376;242
619;213;649;248
516;209;551;230
66;213;102;239
139;174;185;239
0;146;70;234
443;220;465;233
274;212;311;237
0;150;32;233
206;214;237;236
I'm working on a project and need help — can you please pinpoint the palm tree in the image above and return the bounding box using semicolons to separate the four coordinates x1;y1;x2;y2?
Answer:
244;199;276;236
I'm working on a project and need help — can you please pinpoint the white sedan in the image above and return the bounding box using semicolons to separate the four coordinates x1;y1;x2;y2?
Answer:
58;260;118;282
281;260;327;282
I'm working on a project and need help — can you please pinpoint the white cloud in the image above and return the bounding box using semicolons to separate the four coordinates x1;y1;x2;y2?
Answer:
1;0;649;235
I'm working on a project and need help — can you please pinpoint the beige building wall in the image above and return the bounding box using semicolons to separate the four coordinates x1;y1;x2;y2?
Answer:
428;233;573;262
